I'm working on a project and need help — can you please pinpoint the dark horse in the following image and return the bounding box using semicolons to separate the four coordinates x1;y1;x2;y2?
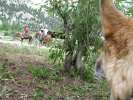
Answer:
19;32;33;43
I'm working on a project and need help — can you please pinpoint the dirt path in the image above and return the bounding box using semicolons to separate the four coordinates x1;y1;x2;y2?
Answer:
0;35;50;49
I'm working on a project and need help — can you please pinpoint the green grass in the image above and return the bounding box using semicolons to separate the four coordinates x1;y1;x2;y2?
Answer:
28;65;62;81
0;43;109;100
0;59;109;100
0;63;12;80
0;44;49;57
27;64;109;100
28;65;51;79
0;63;14;98
34;88;44;100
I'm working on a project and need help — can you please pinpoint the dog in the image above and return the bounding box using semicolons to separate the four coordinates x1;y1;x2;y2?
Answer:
96;0;133;100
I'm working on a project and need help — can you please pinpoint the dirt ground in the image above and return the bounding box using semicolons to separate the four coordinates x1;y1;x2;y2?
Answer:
0;41;109;100
0;56;92;100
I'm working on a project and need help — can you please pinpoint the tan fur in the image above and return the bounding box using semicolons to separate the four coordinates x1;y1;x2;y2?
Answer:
100;0;133;100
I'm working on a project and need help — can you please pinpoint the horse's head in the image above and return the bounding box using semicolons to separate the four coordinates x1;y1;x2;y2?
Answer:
15;32;22;37
35;32;40;36
47;31;52;35
47;31;55;38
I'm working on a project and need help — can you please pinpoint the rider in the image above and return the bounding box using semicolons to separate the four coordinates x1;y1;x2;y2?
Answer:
22;25;30;38
36;25;49;45
44;26;48;36
39;25;48;38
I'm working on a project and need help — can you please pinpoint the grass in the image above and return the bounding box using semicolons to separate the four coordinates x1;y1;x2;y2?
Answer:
0;43;109;100
27;64;109;100
0;63;109;100
0;44;49;57
34;88;44;100
0;64;15;99
28;65;51;79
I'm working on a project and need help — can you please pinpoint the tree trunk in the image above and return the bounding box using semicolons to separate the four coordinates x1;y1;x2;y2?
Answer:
64;46;85;76
64;53;73;72
75;50;84;73
63;16;85;75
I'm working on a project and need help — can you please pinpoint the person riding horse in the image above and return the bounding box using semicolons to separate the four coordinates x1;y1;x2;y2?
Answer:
20;25;32;43
36;27;47;44
35;27;54;45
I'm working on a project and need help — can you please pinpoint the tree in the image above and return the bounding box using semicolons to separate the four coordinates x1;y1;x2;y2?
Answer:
47;0;101;79
115;0;133;16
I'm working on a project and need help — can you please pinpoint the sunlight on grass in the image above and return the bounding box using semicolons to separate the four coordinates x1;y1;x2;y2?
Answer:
0;44;49;57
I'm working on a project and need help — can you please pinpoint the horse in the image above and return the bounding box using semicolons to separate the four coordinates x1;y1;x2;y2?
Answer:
47;31;55;38
43;31;56;45
34;31;43;45
35;31;55;45
18;32;33;44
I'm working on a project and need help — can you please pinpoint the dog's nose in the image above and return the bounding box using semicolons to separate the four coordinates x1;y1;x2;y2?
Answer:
95;65;105;78
95;58;105;79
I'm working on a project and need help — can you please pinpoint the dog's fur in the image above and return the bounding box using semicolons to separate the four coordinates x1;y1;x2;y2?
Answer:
98;0;133;100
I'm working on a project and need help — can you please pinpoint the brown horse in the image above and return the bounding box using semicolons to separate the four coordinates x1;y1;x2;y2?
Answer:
43;31;55;44
35;31;55;45
18;32;33;43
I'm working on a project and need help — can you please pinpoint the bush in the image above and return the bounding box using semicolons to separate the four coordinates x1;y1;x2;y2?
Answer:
82;48;99;82
28;65;62;81
28;65;50;79
0;21;22;36
49;44;65;66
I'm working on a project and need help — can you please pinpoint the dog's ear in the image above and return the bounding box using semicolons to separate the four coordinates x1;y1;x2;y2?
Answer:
101;0;128;37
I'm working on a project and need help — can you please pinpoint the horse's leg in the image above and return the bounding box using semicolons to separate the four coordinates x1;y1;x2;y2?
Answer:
43;39;46;45
38;39;42;47
42;39;45;46
28;38;30;44
29;37;32;44
21;38;23;43
42;37;45;45
47;39;50;46
28;36;33;45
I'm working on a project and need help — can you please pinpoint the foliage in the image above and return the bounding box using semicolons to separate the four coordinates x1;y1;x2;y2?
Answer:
0;63;14;98
28;65;50;79
0;21;22;36
0;0;62;36
49;43;65;66
115;0;133;16
29;63;109;99
0;63;12;80
28;65;61;81
82;48;100;82
48;0;102;82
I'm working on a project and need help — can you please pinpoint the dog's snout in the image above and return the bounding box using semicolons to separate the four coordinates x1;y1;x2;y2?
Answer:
95;57;105;78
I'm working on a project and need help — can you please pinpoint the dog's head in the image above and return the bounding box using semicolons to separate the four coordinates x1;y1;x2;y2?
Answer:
99;0;133;99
